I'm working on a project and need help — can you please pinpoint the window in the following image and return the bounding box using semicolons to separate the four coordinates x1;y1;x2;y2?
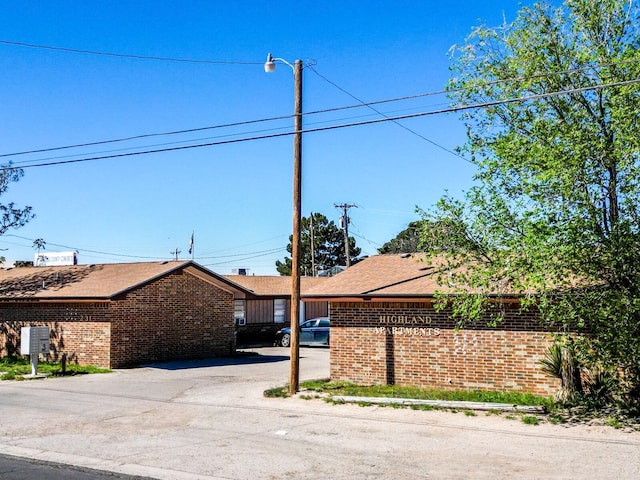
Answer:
234;300;246;326
274;299;286;324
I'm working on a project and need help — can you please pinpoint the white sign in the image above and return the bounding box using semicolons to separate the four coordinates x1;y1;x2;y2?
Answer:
34;251;78;267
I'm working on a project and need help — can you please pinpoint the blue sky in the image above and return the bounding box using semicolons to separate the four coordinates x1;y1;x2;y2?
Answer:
0;1;522;274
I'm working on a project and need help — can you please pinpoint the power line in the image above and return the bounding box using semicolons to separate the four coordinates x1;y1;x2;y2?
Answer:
1;234;168;260
308;65;471;164
0;92;451;160
6;37;640;79
0;234;287;263
350;228;382;248
4;57;638;161
0;114;296;159
6;77;639;171
0;39;261;65
196;247;285;260
6;103;423;166
202;248;287;267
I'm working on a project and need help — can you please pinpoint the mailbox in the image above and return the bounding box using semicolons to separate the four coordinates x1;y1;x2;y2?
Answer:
21;326;50;356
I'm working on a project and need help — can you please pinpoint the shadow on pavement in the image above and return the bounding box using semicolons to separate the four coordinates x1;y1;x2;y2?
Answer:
144;351;290;371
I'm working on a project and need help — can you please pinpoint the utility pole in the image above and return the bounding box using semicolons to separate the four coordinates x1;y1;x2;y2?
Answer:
335;203;357;268
310;212;316;277
264;53;303;394
171;248;181;261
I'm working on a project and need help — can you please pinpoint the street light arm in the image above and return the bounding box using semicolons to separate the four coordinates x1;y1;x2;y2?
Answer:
264;53;295;73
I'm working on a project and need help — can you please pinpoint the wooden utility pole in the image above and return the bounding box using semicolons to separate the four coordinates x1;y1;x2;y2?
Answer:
289;59;303;394
171;248;181;261
264;53;303;394
335;203;357;268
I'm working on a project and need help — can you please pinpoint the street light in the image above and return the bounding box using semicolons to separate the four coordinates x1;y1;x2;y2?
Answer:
264;53;303;394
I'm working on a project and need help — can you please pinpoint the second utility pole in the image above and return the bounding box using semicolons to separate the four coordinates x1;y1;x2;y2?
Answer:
335;203;357;268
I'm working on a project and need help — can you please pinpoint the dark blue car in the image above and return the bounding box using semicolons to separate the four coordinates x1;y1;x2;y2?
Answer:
275;317;330;347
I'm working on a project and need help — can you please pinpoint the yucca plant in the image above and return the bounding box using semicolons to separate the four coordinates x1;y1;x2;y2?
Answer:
540;342;583;403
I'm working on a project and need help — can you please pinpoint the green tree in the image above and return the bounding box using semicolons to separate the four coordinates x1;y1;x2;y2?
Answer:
423;0;640;407
0;167;33;235
378;219;471;254
378;221;424;254
33;238;46;253
33;238;47;266
276;213;361;276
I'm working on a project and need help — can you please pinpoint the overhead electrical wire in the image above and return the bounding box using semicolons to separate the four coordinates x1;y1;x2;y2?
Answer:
4;77;639;171
6;103;446;166
202;248;287;267
308;65;472;164
5;37;639;78
1;234;287;263
2;55;637;161
0;113;296;159
0;39;261;65
0;91;452;160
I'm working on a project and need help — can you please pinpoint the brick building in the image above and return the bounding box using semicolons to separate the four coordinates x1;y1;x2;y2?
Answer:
304;254;560;396
224;274;328;344
0;261;251;368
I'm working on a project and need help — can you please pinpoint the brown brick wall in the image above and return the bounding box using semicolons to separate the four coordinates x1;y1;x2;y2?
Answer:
330;301;560;396
0;302;111;367
0;269;236;369
109;270;235;368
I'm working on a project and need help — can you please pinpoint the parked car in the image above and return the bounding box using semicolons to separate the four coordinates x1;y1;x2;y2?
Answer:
275;317;330;347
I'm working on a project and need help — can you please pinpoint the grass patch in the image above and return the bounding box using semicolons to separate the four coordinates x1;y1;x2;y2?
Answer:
299;394;322;400
266;379;636;429
605;416;623;429
548;413;567;424
0;356;110;380
299;379;552;408
409;404;438;411
264;385;291;398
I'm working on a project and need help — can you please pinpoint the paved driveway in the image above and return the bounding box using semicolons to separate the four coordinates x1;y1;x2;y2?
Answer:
1;346;639;480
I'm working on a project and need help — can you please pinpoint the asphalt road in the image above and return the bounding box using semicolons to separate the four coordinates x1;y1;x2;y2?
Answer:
1;346;639;480
0;453;150;480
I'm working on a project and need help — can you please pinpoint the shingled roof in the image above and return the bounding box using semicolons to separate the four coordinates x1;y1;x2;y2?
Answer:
0;261;251;300
302;254;452;298
224;275;328;296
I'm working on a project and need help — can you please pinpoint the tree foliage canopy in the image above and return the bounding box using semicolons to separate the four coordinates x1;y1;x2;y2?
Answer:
276;212;361;276
423;0;640;405
0;167;32;237
378;221;424;254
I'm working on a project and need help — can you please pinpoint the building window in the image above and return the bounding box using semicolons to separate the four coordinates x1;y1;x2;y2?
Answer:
274;299;286;324
234;300;246;326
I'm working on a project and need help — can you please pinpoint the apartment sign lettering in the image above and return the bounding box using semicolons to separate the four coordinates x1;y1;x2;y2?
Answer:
375;315;440;336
